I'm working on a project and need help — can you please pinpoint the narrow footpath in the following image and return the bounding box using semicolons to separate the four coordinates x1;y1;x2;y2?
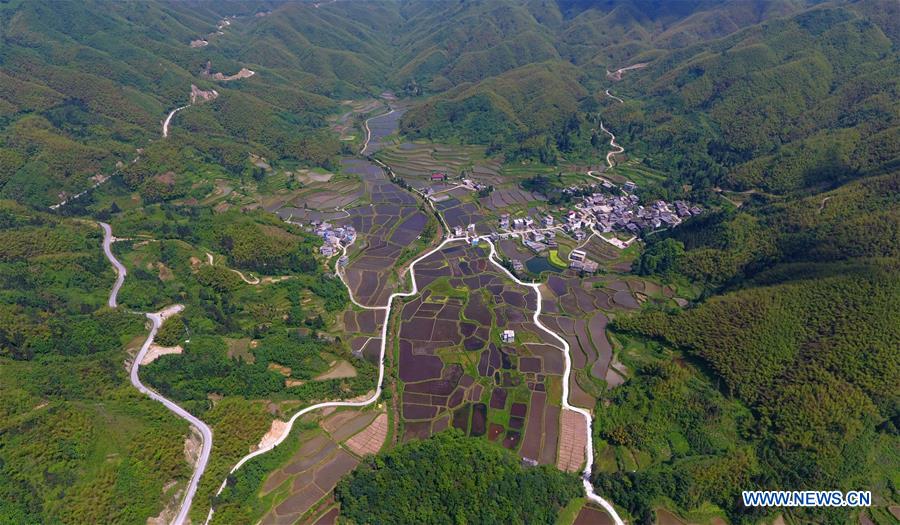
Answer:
99;222;212;525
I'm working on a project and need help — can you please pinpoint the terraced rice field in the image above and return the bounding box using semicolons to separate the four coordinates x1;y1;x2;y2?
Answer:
395;244;566;465
574;505;616;525
435;197;488;231
375;142;502;188
257;408;387;525
361;107;406;155
481;187;547;210
335;159;426;307
538;271;643;399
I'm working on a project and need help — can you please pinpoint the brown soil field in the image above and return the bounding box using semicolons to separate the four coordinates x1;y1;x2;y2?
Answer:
568;375;595;408
655;508;688;525
314;360;357;380
312;507;339;525
345;412;388;456
557;409;587;473
321;410;377;442
520;392;546;461
574;505;615;525
312;449;358;490
540;404;560;465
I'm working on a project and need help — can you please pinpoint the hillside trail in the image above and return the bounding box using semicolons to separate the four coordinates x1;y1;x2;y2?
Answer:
99;222;212;525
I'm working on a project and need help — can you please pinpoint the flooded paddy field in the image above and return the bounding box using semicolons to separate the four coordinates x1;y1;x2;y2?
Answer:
256;408;387;525
395;243;569;466
335;158;426;307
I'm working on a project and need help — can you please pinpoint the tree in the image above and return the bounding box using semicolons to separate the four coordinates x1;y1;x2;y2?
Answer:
635;238;685;276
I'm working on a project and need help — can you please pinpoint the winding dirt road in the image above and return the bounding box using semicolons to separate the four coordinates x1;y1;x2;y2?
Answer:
99;223;212;525
606;62;648;81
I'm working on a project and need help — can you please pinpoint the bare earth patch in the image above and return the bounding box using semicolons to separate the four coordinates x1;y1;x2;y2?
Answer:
147;480;182;525
556;409;587;473
140;344;183;365
314;360;357;380
268;363;292;376
344;412;388;456
255;419;289;452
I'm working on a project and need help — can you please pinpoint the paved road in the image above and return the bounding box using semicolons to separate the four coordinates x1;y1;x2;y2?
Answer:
605;89;624;104
132;306;212;525
99;222;212;525
359;107;395;155
162;105;189;138
481;237;624;525
599;121;625;169
100;222;126;308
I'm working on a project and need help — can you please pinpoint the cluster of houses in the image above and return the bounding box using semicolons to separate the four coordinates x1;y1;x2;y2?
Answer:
563;192;701;238
311;220;357;257
452;223;478;238
568;249;599;273
499;213;555;231
490;183;702;275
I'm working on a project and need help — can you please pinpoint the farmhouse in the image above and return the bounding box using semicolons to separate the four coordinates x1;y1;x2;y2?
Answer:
581;259;599;273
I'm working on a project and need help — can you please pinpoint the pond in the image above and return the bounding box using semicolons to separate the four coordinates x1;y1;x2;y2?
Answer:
525;257;562;274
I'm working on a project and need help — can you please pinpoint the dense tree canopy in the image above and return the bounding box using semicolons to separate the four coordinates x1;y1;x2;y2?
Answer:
336;430;581;525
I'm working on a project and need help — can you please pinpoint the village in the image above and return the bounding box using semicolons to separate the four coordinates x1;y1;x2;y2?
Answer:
298;166;701;281
495;183;701;273
309;220;356;259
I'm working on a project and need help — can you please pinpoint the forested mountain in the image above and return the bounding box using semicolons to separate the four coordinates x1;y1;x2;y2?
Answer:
0;0;385;207
1;1;897;524
610;0;899;198
402;0;898;203
608;3;899;518
0;201;190;523
6;0;882;207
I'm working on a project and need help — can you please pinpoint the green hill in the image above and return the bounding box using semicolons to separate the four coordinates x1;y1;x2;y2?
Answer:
607;0;898;198
0;0;380;207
